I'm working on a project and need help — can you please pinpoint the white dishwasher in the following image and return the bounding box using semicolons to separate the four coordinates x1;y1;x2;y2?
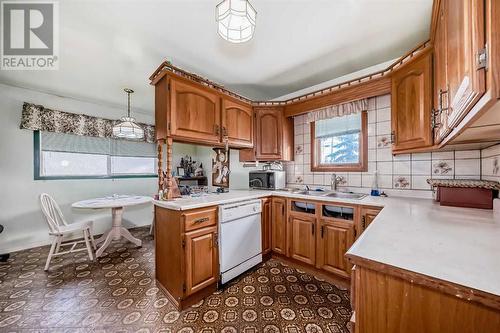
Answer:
219;199;262;284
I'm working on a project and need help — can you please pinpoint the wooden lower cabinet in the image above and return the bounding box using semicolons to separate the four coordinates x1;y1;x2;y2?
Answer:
358;206;382;237
316;219;355;279
261;198;272;255
350;264;500;333
289;214;316;265
271;197;287;255
155;205;219;310
184;226;218;296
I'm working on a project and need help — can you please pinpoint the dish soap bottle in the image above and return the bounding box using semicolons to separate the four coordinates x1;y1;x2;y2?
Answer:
371;170;380;196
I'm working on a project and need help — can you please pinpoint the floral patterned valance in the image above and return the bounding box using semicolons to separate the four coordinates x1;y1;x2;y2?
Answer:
306;99;368;123
20;102;155;143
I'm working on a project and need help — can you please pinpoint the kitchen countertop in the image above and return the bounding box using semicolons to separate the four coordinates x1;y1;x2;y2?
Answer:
153;189;500;298
152;189;386;210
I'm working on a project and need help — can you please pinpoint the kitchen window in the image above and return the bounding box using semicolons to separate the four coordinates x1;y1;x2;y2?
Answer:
310;111;367;172
34;131;157;180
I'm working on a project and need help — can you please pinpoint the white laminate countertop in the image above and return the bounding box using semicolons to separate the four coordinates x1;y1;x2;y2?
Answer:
153;189;500;297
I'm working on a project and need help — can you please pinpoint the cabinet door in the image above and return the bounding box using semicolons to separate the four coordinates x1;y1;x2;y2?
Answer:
391;52;433;151
261;198;272;255
433;0;449;143
317;220;354;278
289;214;316;265
184;226;218;296
271;197;287;255
255;107;283;160
170;78;221;144
221;99;253;148
359;207;381;236
444;0;485;131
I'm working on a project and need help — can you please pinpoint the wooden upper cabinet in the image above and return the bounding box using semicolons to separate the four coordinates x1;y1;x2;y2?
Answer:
317;219;354;279
444;0;485;127
433;0;486;143
221;98;253;148
184;226;218;297
271;197;287;255
169;77;221;144
433;0;449;143
256;107;283;160
391;52;433;152
289;214;316;266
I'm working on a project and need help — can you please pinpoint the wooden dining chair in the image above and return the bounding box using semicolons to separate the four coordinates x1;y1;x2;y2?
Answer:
40;193;97;271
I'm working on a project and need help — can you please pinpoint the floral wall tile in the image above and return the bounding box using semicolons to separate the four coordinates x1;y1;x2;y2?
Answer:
432;161;453;175
377;135;391;148
393;176;410;189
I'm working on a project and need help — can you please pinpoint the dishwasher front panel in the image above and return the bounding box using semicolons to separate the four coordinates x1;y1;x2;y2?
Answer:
219;213;262;276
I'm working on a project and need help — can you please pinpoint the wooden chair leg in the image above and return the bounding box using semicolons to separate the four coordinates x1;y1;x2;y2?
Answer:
83;229;94;261
45;236;58;271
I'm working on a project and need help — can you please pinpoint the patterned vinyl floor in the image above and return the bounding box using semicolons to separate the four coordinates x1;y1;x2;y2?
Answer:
0;227;353;333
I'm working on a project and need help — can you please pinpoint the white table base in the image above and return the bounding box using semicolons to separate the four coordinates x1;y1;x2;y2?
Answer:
95;207;142;257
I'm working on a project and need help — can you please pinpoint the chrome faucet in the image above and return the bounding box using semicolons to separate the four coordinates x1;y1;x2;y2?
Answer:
331;174;343;191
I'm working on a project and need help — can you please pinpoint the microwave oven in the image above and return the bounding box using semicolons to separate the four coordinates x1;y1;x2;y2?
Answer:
249;170;286;190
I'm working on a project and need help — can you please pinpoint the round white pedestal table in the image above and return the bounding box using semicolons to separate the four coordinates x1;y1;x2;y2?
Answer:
72;195;152;257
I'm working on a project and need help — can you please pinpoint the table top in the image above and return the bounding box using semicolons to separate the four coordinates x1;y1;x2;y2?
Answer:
72;195;152;209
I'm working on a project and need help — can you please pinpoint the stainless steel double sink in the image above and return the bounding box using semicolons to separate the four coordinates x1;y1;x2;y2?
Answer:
278;188;367;200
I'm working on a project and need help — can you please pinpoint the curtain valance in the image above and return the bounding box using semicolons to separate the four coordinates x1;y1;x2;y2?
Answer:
306;99;368;123
20;102;155;143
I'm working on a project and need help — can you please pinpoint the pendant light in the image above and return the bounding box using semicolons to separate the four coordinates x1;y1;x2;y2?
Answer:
112;88;144;140
216;0;256;43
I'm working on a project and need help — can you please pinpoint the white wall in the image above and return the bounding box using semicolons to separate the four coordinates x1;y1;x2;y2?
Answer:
0;84;158;254
195;146;259;191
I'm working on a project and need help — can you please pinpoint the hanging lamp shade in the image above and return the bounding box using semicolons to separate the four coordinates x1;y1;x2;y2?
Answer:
112;88;144;140
216;0;256;43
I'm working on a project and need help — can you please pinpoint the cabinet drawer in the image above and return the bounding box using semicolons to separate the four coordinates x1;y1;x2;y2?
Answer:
183;207;217;232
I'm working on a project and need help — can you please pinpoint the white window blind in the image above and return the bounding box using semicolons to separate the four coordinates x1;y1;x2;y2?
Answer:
41;132;156;157
38;132;156;178
314;113;361;138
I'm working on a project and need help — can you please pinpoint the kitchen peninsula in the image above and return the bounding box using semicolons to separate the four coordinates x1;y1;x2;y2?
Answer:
153;189;500;331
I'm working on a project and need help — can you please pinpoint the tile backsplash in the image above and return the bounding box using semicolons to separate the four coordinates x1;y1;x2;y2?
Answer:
481;144;500;182
285;94;483;195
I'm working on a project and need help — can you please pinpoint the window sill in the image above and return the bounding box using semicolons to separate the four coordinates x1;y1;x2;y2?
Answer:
34;175;158;181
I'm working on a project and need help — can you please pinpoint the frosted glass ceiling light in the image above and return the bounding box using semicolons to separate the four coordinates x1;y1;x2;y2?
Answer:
216;0;257;43
112;88;144;140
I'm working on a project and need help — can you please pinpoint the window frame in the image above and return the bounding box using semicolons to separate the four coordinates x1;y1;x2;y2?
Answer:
33;131;158;180
310;111;368;172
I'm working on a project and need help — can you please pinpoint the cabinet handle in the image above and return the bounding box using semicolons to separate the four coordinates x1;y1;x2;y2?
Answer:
194;217;209;224
214;124;220;136
438;87;449;115
390;131;396;144
320;225;324;238
361;216;366;230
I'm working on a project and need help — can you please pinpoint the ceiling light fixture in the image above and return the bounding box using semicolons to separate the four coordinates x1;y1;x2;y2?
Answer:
112;88;144;140
216;0;257;44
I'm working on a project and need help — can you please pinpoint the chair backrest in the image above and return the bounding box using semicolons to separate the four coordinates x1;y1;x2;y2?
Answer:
40;193;68;233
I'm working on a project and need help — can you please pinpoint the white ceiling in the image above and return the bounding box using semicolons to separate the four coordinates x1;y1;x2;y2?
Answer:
0;0;433;116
